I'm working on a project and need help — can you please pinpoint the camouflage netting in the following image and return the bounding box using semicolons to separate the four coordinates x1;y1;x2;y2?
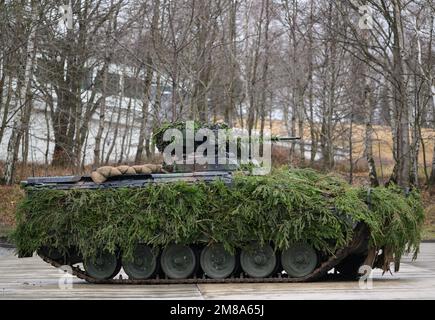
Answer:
11;168;424;271
152;121;229;153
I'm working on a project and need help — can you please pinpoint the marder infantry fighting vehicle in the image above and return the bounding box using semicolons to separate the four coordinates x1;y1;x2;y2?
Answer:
13;123;423;284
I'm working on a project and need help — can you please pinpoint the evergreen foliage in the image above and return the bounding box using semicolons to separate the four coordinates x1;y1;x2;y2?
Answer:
152;121;229;153
11;169;424;262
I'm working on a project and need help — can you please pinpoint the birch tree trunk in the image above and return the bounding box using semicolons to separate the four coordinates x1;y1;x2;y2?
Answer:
135;62;153;163
390;0;410;188
4;1;38;185
135;0;159;163
0;66;13;145
307;0;316;164
93;60;109;168
259;0;270;147
118;98;132;165
224;0;238;126
414;14;435;185
364;83;379;187
429;92;435;185
105;75;124;165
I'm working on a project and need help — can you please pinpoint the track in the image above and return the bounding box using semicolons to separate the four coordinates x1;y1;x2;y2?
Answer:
37;224;369;284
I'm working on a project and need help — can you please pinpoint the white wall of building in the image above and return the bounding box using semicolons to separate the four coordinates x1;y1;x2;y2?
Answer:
0;61;170;164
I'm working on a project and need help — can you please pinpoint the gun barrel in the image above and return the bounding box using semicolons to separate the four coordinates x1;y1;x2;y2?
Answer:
272;136;301;142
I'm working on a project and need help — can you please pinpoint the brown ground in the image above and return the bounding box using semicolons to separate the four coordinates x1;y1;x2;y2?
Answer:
422;190;435;240
0;185;23;237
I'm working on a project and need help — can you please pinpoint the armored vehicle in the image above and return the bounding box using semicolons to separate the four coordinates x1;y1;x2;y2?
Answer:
17;168;371;284
13;124;423;284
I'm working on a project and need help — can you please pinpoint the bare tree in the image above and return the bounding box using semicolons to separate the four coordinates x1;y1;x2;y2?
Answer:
4;1;38;185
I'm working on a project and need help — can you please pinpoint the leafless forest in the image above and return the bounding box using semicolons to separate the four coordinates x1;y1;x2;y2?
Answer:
0;0;434;188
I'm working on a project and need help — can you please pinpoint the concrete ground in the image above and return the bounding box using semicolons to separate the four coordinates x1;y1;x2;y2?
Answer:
0;243;434;300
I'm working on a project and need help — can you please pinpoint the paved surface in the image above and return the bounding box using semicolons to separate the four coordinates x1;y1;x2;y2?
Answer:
0;243;434;299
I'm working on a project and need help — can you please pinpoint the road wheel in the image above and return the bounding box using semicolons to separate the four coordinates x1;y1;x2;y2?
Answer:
200;244;236;279
240;243;277;278
123;245;158;280
160;244;196;279
281;243;317;278
84;251;120;280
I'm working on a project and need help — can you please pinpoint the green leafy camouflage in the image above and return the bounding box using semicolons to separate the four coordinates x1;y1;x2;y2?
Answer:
152;121;229;153
11;169;424;262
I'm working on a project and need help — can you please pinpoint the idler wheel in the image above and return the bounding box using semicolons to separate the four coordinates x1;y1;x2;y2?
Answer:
240;243;277;278
122;245;158;280
281;243;317;278
84;251;120;280
200;244;236;279
160;244;196;279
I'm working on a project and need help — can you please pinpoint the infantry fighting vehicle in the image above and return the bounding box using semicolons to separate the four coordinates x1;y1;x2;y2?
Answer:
16;134;371;284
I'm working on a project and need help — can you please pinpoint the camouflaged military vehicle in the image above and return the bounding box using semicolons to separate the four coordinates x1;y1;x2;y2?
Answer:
13;122;423;284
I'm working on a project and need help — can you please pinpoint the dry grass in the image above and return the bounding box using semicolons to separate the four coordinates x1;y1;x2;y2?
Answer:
0;185;23;237
268;121;434;172
422;188;435;241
